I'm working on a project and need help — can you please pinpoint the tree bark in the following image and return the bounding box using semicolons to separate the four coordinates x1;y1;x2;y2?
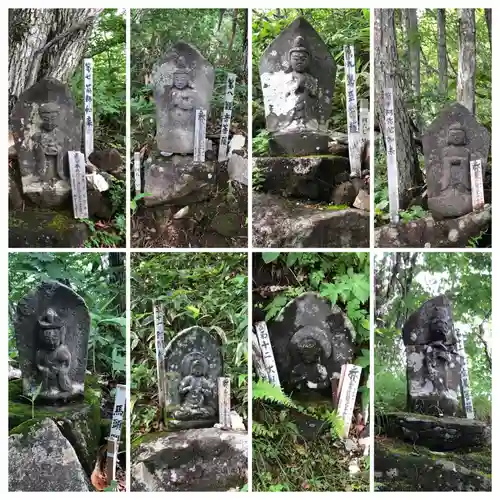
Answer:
437;9;448;97
374;8;423;209
457;9;476;114
405;9;421;128
9;8;102;105
484;9;492;50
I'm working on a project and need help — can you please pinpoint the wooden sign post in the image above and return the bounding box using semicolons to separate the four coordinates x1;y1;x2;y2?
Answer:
359;98;370;153
133;152;141;193
344;45;361;178
153;302;166;413
83;58;94;160
218;73;237;162
383;88;399;224
336;364;362;438
218;377;231;430
456;331;475;419
254;321;280;387
106;383;126;485
470;159;485;211
193;108;207;163
68;151;88;219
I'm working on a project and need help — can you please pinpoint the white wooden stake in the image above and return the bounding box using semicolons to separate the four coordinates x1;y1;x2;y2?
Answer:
133;152;141;193
359;98;370;154
193;108;207;163
218;73;237;162
456;331;475;419
153;302;166;411
383;88;399;224
344;45;361;177
109;384;127;442
106;438;118;486
68;151;88;219
254;321;280;387
337;364;362;438
470;159;484;211
83;58;94;160
218;377;231;429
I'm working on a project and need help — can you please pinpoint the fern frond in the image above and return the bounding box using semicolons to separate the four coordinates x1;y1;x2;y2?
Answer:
252;380;298;409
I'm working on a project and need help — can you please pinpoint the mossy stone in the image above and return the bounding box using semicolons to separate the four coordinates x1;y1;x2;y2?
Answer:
9;377;101;475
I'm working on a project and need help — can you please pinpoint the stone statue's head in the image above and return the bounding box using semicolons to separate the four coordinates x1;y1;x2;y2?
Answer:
447;122;466;146
298;336;322;364
191;359;206;377
289;36;310;73
429;309;452;343
38;307;64;351
173;56;192;90
39;102;60;131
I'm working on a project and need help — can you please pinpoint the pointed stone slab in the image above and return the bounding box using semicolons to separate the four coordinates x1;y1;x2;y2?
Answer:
422;102;490;220
152;42;215;154
259;17;336;155
10;78;82;208
164;326;223;428
14;281;90;402
267;292;356;394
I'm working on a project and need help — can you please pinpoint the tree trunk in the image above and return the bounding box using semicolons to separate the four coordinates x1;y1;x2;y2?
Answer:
405;9;421;128
437;9;448;97
374;8;423;209
9;8;102;107
484;9;492;50
457;9;476;114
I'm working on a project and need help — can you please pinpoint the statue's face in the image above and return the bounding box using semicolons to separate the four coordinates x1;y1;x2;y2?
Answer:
173;73;189;89
191;362;204;377
39;107;59;131
299;337;320;363
41;328;61;350
448;127;466;146
430;315;450;341
290;51;309;72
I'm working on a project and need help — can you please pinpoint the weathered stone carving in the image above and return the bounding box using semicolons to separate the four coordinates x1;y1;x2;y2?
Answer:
14;281;90;401
10;78;82;208
422;102;490;220
259;17;336;156
268;292;355;393
153;42;215;154
164;326;222;428
403;295;462;416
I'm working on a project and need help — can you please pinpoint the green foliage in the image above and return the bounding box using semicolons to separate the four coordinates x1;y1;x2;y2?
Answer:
252;9;370;141
252;129;270;156
375;252;491;420
130;9;248;150
8;253;125;382
130;252;247;439
70;9;126;153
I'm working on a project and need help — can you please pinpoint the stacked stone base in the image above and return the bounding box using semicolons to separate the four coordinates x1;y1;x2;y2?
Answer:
375;412;491;492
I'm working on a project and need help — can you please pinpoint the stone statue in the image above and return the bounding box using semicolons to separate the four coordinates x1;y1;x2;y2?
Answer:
268;292;355;394
152;42;215;154
173;354;216;420
289;326;330;390
422;102;490;220
164;326;223;428
403;296;462;416
10;78;82;208
14;281;90;402
35;308;72;394
259;17;336;155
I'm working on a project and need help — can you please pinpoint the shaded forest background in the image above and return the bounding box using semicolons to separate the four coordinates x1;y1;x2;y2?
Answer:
375;252;492;422
252;8;370;155
130;8;248;152
374;8;491;224
130;253;248;441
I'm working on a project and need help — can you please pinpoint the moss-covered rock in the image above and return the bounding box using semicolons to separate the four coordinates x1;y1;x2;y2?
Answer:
9;377;101;475
9;208;89;248
374;437;491;491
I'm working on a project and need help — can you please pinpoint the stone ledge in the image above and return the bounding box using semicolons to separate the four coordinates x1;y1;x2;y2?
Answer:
374;205;491;248
252;192;369;248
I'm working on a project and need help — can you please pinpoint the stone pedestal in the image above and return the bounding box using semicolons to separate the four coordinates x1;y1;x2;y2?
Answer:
270;131;329;156
144;154;214;207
